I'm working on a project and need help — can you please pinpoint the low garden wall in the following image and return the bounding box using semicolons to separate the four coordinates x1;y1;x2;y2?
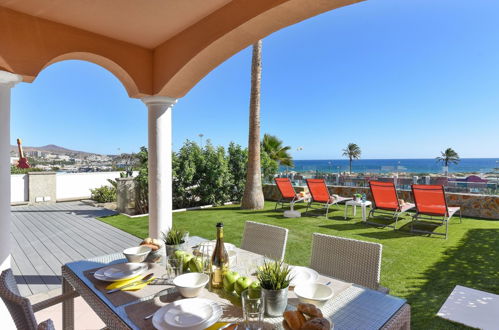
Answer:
263;184;499;220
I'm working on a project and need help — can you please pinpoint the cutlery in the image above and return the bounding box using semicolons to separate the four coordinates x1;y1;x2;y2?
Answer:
218;323;237;330
144;313;154;320
107;273;154;293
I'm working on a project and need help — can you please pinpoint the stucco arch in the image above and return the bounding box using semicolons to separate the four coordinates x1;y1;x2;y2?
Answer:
155;0;363;97
41;52;140;97
0;7;153;98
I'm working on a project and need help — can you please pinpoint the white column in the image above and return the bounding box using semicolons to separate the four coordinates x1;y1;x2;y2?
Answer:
0;71;22;329
142;96;177;239
0;71;21;271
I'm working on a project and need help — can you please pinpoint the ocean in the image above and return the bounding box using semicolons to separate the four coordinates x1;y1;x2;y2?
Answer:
281;158;499;174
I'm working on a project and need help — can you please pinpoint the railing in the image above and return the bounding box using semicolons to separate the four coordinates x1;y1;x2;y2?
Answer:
269;173;499;195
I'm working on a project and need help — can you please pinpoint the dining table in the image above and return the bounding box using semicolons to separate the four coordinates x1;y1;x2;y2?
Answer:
61;236;410;330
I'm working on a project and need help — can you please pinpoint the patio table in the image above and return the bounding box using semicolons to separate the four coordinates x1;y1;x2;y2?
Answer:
61;236;410;330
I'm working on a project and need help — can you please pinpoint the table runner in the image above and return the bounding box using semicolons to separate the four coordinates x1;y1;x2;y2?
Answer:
83;263;171;306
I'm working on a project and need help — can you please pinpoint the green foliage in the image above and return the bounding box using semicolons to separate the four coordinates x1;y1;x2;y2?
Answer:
10;165;42;174
261;150;279;182
90;185;117;203
134;146;149;214
162;226;186;245
256;260;293;290
172;140;204;208
135;139;281;211
436;147;460;167
197;142;232;206
262;134;293;167
227;142;247;201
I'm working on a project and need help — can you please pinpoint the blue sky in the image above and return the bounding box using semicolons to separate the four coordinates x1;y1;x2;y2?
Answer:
11;0;499;159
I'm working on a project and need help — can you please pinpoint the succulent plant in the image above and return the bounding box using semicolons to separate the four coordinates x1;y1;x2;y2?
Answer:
256;260;293;290
162;226;186;246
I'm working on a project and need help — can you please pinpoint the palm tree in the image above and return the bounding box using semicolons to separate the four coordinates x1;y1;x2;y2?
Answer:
342;143;361;173
436;148;460;174
241;40;265;210
262;134;293;167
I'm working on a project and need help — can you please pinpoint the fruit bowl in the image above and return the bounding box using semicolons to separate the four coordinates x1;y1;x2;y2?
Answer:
173;272;210;298
293;283;334;307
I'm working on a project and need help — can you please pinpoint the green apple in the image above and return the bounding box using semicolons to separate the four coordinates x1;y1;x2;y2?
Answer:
174;250;186;259
223;271;240;292
234;276;252;296
181;254;194;271
248;281;261;299
188;257;203;273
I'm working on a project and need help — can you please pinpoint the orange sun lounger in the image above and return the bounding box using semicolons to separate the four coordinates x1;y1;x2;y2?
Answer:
411;184;462;239
305;179;352;218
367;181;415;229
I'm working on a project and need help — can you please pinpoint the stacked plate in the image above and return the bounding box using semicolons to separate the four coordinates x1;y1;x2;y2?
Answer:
152;298;222;330
289;266;319;287
93;263;148;282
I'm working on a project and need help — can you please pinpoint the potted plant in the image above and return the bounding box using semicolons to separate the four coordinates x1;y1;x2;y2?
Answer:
354;193;362;202
256;260;293;316
162;226;187;256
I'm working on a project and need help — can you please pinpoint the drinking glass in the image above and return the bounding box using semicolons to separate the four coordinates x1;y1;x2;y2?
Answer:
165;256;183;280
241;290;264;330
198;243;212;276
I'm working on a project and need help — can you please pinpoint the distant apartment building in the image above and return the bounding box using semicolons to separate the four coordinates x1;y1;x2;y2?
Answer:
26;150;43;157
10;157;17;165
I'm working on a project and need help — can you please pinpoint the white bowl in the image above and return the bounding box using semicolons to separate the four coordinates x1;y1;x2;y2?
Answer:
294;283;334;307
173;272;210;298
123;246;151;263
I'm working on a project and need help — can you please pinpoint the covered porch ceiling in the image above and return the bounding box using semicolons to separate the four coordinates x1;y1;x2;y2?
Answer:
0;0;364;98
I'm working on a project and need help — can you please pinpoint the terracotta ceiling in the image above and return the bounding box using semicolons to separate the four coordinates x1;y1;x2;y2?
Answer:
0;0;232;48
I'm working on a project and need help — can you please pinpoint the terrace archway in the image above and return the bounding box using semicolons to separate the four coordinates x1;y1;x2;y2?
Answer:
0;0;366;289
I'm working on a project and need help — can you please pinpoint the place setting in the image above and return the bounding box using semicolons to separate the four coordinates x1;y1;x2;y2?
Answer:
83;238;174;306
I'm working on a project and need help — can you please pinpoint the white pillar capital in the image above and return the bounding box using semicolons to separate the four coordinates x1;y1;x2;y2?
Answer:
141;95;177;107
0;70;22;88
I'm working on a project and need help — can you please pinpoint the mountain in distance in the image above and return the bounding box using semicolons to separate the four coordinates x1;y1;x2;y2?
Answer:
10;144;109;157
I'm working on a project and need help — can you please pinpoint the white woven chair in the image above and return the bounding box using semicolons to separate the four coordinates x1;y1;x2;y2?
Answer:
0;269;77;330
310;233;388;292
240;221;288;261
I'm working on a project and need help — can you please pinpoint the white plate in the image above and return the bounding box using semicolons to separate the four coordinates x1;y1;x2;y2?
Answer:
152;298;222;330
93;263;148;282
289;266;319;287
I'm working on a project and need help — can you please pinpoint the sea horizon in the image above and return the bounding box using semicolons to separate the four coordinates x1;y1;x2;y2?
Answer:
281;158;499;174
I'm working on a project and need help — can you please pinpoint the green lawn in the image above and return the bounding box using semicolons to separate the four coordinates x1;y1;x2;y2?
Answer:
99;202;499;329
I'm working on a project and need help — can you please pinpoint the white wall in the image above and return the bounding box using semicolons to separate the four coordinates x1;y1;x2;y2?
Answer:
10;174;27;203
56;171;122;200
10;171;139;203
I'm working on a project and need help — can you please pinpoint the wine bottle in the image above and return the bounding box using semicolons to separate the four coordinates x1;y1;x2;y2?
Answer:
211;222;229;289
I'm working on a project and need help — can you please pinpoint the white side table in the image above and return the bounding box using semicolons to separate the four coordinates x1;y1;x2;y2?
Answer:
344;200;372;221
283;195;310;218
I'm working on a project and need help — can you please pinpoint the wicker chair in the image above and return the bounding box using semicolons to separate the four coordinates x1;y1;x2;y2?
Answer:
0;269;77;330
240;221;288;261
310;233;388;292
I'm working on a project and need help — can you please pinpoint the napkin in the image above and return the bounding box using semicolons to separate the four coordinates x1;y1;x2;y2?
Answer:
105;274;156;291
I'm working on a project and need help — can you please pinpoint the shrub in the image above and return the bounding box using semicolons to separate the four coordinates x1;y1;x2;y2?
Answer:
90;185;117;203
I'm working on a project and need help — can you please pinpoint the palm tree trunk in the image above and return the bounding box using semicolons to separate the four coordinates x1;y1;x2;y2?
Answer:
241;40;264;210
349;158;352;174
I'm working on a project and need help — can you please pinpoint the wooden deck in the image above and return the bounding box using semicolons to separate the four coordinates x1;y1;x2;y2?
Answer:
10;202;141;298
